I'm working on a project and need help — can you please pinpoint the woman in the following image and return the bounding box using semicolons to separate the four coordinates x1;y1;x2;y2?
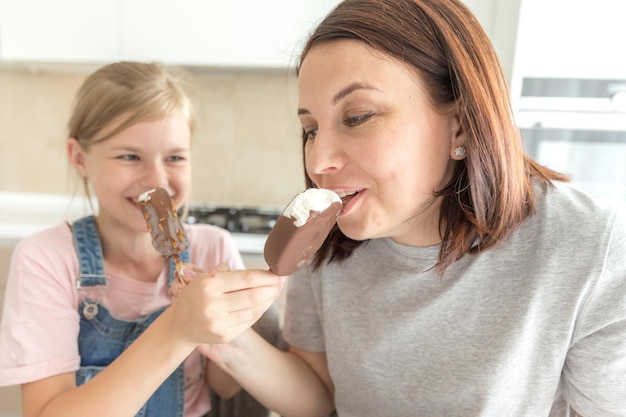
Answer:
190;1;626;416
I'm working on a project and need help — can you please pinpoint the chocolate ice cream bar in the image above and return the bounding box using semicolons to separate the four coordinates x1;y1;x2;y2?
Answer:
138;187;189;282
264;188;342;276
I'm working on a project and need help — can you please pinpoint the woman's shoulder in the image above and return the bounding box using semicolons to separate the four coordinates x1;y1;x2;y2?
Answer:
540;181;623;224
530;181;626;250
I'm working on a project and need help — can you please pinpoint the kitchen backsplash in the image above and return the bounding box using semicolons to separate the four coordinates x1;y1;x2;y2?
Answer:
0;66;305;209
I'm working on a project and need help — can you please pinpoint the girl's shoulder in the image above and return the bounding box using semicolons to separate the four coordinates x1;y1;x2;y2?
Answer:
8;222;80;307
184;223;244;269
13;221;75;258
184;223;234;245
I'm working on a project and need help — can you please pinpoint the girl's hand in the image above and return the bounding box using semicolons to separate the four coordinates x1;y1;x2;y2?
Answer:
168;263;205;297
169;264;284;346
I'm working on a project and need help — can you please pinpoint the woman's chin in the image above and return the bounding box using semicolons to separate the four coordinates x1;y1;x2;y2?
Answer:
336;221;371;241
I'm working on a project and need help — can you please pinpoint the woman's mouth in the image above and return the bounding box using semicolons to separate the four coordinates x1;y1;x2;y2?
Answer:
335;190;361;211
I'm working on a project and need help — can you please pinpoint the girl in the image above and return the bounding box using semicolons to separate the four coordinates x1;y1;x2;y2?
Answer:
0;62;283;417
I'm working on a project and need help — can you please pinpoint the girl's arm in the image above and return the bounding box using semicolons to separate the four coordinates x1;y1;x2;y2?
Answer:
21;268;283;417
22;306;196;417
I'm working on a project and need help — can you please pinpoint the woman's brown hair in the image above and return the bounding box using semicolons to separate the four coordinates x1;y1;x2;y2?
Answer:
297;0;567;275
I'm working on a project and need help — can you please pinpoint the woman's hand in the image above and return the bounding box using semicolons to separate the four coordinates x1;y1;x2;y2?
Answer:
168;263;284;346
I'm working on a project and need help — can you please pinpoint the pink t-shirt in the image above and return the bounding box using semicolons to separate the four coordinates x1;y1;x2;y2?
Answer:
0;221;245;417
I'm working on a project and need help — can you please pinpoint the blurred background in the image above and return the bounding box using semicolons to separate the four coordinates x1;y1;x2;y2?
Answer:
1;0;625;414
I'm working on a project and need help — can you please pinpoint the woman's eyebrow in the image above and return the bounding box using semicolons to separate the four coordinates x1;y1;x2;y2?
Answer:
332;82;377;105
298;82;378;116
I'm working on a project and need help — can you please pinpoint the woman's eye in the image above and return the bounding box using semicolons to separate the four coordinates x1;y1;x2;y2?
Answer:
344;112;373;126
302;128;318;141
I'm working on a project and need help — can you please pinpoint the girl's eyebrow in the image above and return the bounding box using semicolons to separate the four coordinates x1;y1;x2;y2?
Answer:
166;146;191;153
109;145;140;152
108;145;190;154
298;82;378;116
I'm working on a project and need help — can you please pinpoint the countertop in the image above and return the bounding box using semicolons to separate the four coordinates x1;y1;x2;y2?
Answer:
0;192;267;254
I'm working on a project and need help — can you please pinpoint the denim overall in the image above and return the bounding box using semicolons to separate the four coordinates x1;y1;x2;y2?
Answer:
71;215;190;417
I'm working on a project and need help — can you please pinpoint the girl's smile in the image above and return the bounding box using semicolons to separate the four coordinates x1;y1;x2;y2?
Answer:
68;113;191;246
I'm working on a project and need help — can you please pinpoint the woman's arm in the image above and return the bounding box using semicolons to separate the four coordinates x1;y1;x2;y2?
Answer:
207;358;241;399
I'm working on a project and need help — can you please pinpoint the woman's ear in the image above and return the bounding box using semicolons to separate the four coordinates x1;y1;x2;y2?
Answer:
67;138;88;177
450;112;467;160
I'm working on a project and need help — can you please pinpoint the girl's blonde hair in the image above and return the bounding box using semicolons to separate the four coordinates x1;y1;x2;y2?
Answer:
68;62;196;203
69;61;195;150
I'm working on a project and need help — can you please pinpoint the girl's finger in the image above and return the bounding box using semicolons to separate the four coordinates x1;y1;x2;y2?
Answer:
213;269;284;293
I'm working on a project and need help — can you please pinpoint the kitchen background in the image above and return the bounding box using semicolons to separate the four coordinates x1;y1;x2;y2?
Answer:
1;0;625;415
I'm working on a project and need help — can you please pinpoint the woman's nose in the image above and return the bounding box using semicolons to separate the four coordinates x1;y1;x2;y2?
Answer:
305;130;344;176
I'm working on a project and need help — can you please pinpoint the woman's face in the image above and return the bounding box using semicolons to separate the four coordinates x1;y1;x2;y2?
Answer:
68;112;192;235
297;40;465;246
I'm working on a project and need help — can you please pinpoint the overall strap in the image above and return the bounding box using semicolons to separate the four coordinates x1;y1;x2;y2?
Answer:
72;215;186;416
72;215;189;286
71;215;108;319
167;250;190;285
71;215;108;288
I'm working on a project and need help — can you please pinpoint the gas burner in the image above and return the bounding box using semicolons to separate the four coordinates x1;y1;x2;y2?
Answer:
185;206;280;234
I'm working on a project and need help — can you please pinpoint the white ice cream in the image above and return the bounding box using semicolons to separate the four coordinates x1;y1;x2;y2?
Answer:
138;189;156;202
283;188;341;227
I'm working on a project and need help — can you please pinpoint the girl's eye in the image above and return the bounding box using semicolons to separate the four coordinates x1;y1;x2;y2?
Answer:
344;112;374;126
118;154;139;161
302;128;318;141
166;155;186;163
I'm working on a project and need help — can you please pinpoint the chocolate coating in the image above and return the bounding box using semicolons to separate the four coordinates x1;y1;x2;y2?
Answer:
138;188;189;257
264;200;342;276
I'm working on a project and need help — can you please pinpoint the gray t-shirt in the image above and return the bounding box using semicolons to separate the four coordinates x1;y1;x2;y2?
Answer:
283;182;626;417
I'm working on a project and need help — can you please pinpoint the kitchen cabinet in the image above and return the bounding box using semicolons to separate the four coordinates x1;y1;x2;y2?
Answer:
462;0;522;87
461;0;626;99
511;0;626;205
0;0;342;68
0;0;118;62
510;0;626;93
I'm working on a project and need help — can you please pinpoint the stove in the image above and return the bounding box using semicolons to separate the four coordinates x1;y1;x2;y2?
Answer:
185;206;281;235
185;206;280;259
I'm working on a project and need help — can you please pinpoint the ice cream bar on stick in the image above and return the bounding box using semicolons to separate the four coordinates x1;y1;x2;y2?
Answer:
264;188;343;276
138;187;189;284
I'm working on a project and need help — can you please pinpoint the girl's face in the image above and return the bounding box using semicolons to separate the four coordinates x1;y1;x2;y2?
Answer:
298;40;465;247
68;112;192;235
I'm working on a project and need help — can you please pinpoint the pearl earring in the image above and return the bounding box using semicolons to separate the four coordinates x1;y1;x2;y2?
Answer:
454;146;466;157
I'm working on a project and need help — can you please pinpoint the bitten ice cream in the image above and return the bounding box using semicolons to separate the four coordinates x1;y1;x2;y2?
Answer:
264;188;342;276
138;187;189;283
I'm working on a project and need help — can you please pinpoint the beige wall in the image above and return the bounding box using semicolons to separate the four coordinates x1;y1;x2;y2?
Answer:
0;66;305;209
